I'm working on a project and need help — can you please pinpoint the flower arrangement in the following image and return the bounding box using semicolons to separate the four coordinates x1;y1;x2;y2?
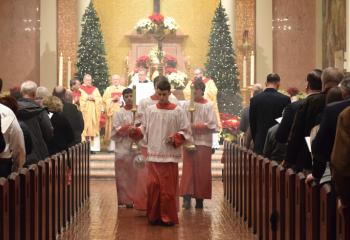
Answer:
135;13;178;35
148;47;165;65
164;54;177;68
167;71;187;90
219;113;240;142
136;55;150;69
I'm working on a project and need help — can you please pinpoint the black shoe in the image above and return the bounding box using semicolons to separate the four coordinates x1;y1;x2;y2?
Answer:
149;219;161;226
182;195;191;209
195;199;203;209
160;221;175;227
125;203;134;208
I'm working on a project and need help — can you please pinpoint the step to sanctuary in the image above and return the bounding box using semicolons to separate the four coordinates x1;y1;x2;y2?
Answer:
90;147;224;179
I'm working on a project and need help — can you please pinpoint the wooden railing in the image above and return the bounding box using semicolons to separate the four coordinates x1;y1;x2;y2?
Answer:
223;141;350;240
0;142;90;240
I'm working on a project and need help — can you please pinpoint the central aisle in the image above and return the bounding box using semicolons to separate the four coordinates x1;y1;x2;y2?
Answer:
60;180;255;240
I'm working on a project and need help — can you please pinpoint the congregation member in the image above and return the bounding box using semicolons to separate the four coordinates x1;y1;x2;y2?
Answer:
307;77;350;184
263;122;286;163
17;81;53;165
285;67;343;172
102;74;125;151
184;68;221;149
35;86;50;107
180;80;218;209
0;119;5;153
143;80;191;226
275;69;322;144
111;88;142;208
249;73;290;155
0;102;25;177
53;86;84;144
42;96;75;155
79;74;102;152
128;69;154;105
70;78;82;105
331;106;350;204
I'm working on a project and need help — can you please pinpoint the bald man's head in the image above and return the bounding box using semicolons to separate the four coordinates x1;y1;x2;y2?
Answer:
53;86;66;101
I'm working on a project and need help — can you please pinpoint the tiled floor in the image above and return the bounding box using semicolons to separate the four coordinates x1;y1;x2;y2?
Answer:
59;180;255;240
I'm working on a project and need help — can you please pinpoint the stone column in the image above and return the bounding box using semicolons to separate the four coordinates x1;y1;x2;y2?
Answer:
77;0;90;42
315;0;323;69
221;0;236;47
256;0;273;84
40;0;57;91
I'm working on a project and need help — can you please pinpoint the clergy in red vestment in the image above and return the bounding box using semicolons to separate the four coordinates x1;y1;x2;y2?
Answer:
111;88;142;208
143;78;191;226
180;81;218;209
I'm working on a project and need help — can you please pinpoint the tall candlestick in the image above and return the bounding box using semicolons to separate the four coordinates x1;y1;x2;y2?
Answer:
59;52;63;86
126;56;129;66
132;85;137;111
67;57;72;88
243;56;247;88
250;51;255;86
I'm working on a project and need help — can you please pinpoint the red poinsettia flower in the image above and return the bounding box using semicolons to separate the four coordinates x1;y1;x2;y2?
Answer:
149;13;164;24
220;113;240;132
136;55;150;68
165;67;177;74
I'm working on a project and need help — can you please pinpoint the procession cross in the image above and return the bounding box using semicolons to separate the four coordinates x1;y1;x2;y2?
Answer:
153;0;160;13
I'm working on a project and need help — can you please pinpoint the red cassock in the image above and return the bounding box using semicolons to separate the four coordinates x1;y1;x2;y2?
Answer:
133;147;148;211
143;102;191;224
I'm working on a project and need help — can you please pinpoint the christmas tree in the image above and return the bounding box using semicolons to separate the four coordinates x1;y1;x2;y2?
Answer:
205;1;242;115
76;1;110;94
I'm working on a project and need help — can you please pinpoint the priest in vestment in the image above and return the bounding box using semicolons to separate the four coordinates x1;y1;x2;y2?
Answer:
133;76;178;211
184;68;222;148
128;69;154;105
79;74;102;151
180;81;218;209
111;88;142;207
143;79;192;226
102;74;125;151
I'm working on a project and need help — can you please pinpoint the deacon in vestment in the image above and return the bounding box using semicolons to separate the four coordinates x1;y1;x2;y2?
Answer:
183;68;222;148
134;76;178;211
79;74;102;151
143;79;191;226
111;88;142;207
102;74;125;151
180;81;218;209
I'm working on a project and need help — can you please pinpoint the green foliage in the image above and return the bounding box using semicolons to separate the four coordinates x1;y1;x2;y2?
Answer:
205;2;242;115
76;1;110;94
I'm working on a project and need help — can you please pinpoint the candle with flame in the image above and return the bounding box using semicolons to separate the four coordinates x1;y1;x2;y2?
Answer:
58;52;63;86
67;57;71;88
250;51;255;86
132;85;137;111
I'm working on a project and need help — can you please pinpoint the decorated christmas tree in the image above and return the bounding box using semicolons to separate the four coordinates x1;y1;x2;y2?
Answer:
76;1;109;94
205;2;242;115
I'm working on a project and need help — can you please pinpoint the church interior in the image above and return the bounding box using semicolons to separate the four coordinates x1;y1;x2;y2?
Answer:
0;0;350;239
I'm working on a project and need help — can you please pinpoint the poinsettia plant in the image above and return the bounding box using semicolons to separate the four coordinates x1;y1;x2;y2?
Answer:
135;14;178;35
219;113;240;142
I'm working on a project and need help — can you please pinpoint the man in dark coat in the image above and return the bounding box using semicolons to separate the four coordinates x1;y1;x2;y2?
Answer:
331;106;350;204
285;67;343;172
53;86;84;144
275;69;322;144
307;78;350;183
16;81;53;165
249;73;290;154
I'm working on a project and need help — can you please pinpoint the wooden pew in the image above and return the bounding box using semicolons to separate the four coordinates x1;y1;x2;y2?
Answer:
284;168;295;240
44;159;52;240
19;168;30;240
237;146;242;214
246;151;253;228
57;154;64;234
81;143;86;203
223;141;228;199
320;184;336;240
51;156;59;239
275;165;285;240
295;172;306;240
78;144;84;207
256;156;264;239
0;178;9;240
37;161;46;240
28;165;39;240
73;146;79;213
62;151;68;229
242;149;248;221
87;141;91;197
8;173;20;240
262;159;270;240
336;199;350;240
229;143;235;207
268;161;278;240
251;154;258;234
305;181;320;240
